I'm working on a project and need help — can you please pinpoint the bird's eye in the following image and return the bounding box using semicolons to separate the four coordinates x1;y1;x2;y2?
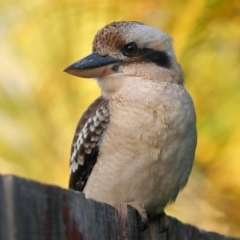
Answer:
122;42;138;56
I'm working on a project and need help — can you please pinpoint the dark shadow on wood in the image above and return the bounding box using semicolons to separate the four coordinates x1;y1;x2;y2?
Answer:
0;175;239;240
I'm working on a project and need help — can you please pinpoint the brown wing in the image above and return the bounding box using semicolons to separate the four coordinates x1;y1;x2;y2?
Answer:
69;96;110;191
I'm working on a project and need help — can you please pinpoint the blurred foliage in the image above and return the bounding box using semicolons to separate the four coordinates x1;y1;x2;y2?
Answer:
0;0;240;236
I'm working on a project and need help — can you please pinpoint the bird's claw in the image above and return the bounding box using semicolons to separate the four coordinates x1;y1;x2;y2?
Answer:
128;202;148;231
158;212;170;233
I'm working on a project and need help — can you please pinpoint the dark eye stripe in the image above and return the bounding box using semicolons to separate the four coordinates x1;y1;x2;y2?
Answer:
121;45;171;69
138;48;171;68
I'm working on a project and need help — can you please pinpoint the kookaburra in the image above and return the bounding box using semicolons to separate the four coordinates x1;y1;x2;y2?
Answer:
64;21;197;229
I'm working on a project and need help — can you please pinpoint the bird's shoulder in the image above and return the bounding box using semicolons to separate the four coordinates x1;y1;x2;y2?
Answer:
69;96;110;191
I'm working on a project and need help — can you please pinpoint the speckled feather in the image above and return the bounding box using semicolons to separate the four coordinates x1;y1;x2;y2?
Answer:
93;21;143;54
69;97;110;190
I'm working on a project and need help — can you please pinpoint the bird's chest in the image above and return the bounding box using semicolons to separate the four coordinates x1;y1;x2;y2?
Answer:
84;86;196;210
98;84;195;168
106;96;172;153
100;81;193;159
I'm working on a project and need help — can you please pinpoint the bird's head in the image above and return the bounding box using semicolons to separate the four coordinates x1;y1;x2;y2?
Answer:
64;21;183;95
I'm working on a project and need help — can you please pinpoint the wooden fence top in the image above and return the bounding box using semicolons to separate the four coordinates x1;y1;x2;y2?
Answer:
0;175;238;240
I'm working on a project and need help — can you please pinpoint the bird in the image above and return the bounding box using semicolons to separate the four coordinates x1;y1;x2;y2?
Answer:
64;21;197;230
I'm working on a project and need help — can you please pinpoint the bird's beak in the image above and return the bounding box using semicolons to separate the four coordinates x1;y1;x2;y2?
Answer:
64;52;119;78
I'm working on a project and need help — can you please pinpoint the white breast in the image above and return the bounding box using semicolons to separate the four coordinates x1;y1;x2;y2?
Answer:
83;78;197;215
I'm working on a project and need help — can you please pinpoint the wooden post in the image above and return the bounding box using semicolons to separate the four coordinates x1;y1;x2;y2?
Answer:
0;175;238;240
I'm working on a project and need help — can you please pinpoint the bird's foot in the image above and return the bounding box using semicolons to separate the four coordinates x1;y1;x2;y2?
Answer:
128;202;148;231
158;211;169;233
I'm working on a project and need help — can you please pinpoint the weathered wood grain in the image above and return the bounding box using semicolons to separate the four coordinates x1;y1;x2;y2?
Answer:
0;175;238;240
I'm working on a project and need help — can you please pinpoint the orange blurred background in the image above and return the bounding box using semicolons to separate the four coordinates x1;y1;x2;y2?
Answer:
0;0;240;236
